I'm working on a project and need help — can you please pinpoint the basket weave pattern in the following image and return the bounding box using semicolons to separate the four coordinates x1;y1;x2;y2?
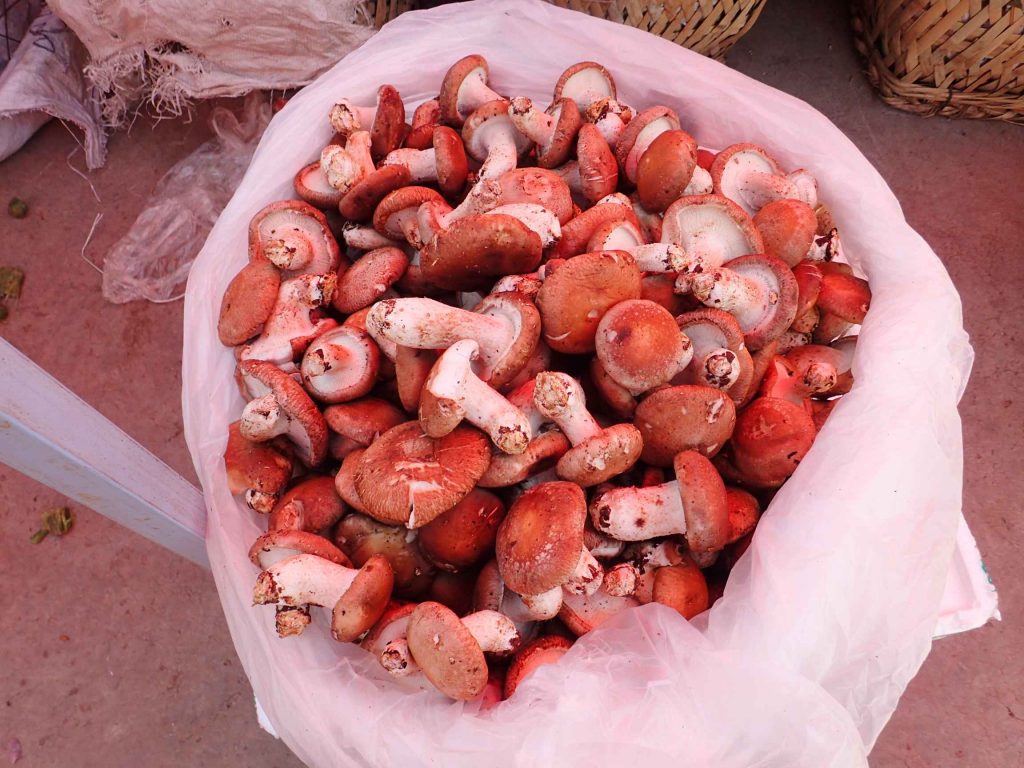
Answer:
366;1;768;59
852;0;1024;123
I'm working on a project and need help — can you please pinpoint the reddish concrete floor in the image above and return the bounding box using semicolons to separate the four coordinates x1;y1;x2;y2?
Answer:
1;0;1021;765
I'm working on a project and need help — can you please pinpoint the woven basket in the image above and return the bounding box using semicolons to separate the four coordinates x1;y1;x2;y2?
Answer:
367;1;768;59
852;0;1024;123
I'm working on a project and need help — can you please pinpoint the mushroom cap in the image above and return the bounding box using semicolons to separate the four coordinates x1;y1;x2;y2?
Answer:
636;130;699;213
370;84;406;160
248;529;351;569
339;165;412;222
553;61;617;109
730;396;816;488
461;100;532;163
706;254;799;350
536;250;642;354
753;199;818;267
496;167;575;225
417;488;506;572
353;421;491;528
268;475;346;532
324;397;406;446
660;194;764;268
248;200;341;276
224;420;293;497
674;308;753;401
406;98;442;149
817;272;871;324
725;486;761;544
633;385;736;466
294;162;344;209
556;423;643;487
496;481;586;595
334;448;368;513
395;346;436;413
503;635;574;699
615;106;681;181
792;260;824;318
595;299;687;394
332;512;434;596
406;601;489;700
674;450;730;553
589;357;638;420
332;554;395;642
218;261;281;346
587;218;644;253
238;359;329;466
429;570;479;618
575;123;619;204
652;558;709;619
300;325;380;404
332;247;409;314
439;54;492;127
710;142;785;216
360;601;417;655
478;430;571;488
373;185;445;241
780;341;854;398
472;291;542;388
559;590;639;637
531;97;582;168
420;213;542;291
432;126;470;196
549;200;638;260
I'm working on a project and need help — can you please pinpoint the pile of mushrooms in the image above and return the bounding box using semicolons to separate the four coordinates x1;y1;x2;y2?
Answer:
220;55;871;703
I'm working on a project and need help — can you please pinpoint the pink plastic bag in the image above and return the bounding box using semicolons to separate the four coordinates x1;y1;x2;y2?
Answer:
183;2;974;765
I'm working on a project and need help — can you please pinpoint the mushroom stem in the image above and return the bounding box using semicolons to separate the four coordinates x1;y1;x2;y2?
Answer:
380;637;420;676
367;298;512;380
562;547;604;596
303;339;353;378
239;394;289;442
506;379;550;434
241;273;336;368
345;131;376;179
486;204;561;248
533;372;602;446
603;563;638;597
245;489;278;515
684;166;714;195
343;224;402;251
700;347;741;389
508;97;557;147
320;145;364;193
253;553;357;607
585;98;631;147
807;228;842;262
275;605;312;637
458;74;503;117
519;585;563;620
629;243;691;273
383;147;439;184
422;340;531;454
264;232;315;271
477;129;520;180
691;266;773;319
380;609;519;676
590;482;686;541
737;169;801;212
329;100;375;136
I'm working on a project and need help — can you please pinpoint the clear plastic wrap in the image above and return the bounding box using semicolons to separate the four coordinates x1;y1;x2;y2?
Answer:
182;1;975;765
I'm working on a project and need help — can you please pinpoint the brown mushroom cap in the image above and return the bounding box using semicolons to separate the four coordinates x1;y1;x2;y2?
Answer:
754;199;818;267
432;126;470;196
218;261;281;346
420;213;542;291
439;54;495;127
730;396;816;488
248;529;351;569
634;385;737;466
792;260;824;318
335;447;368;513
710;142;785;215
503;635;574;699
817;272;871;324
354;421;491;528
556;422;643;487
301;325;380;405
559;590;639;637
477;430;571;488
406;601;489;700
548;201;637;260
471;291;542;388
575;123;619;204
496;481;586;596
595;299;687;394
417;488;506;572
332;247;408;314
553;61;617;109
636;130;699;213
267;475;346;533
339;164;412;222
652;557;709;619
518;97;582;169
373;186;445;243
395;346;436;413
660;194;764;268
495;167;575;225
370;85;406;160
332;513;434;597
294;162;344;209
238;359;329;466
615;106;681;181
726;486;761;544
324;397;406;448
332;554;395;642
589;357;638;420
674;450;730;553
406;99;441;150
536;250;642;354
461;99;532;163
428;571;479;618
224;420;293;498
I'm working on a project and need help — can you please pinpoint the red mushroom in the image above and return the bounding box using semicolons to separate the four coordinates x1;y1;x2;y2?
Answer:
461;100;532;181
729;396;816;488
240;273;338;369
674;308;754;402
224;420;293;514
552;61;617;111
329;85;406;159
323;397;405;459
507;96;582;169
438;54;505;128
381;126;468;196
633;385;736;465
660;194;764;286
248;200;341;275
711;143;817;217
332;246;408;314
615;106;681;185
594;299;693;394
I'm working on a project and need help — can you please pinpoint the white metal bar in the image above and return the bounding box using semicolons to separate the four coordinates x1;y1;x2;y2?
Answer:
0;337;208;567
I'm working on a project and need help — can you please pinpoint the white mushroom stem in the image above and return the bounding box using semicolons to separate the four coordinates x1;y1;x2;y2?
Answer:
777;331;811;354
329;99;375;136
253;553;357;607
343;224;402;251
587;529;625;560
603;563;639;597
367;298;513;380
345;131;376;178
629;243;690;273
486;203;561;248
735;170;802;213
684;165;714;195
457;71;503;118
417;180;502;244
241;274;335;367
779;360;839;399
699;347;741;389
239;394;291;442
508;97;556;147
562;547;604;596
585;98;631;148
506;379;550;434
476;125;521;180
275;605;312;637
491;272;542;298
807;228;842;262
383;147;439;184
320;145;364;193
425;340;531;454
380;609;519;676
786;169;819;207
245;489;278;515
519;585;563;620
533;372;601;447
264;232;315;271
385;208;425;249
303;334;356;378
591;482;686;541
691;266;776;327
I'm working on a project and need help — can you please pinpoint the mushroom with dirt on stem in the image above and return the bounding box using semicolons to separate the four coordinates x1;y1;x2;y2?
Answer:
507;96;582;169
382;126;468;196
710;142;817;216
224;420;293;514
673;308;754;402
329;84;406;159
438;54;505;127
462;100;532;181
248;199;342;275
300;325;380;404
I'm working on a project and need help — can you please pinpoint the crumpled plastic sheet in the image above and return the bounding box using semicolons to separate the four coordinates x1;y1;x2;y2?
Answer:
182;1;976;765
101;92;269;303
